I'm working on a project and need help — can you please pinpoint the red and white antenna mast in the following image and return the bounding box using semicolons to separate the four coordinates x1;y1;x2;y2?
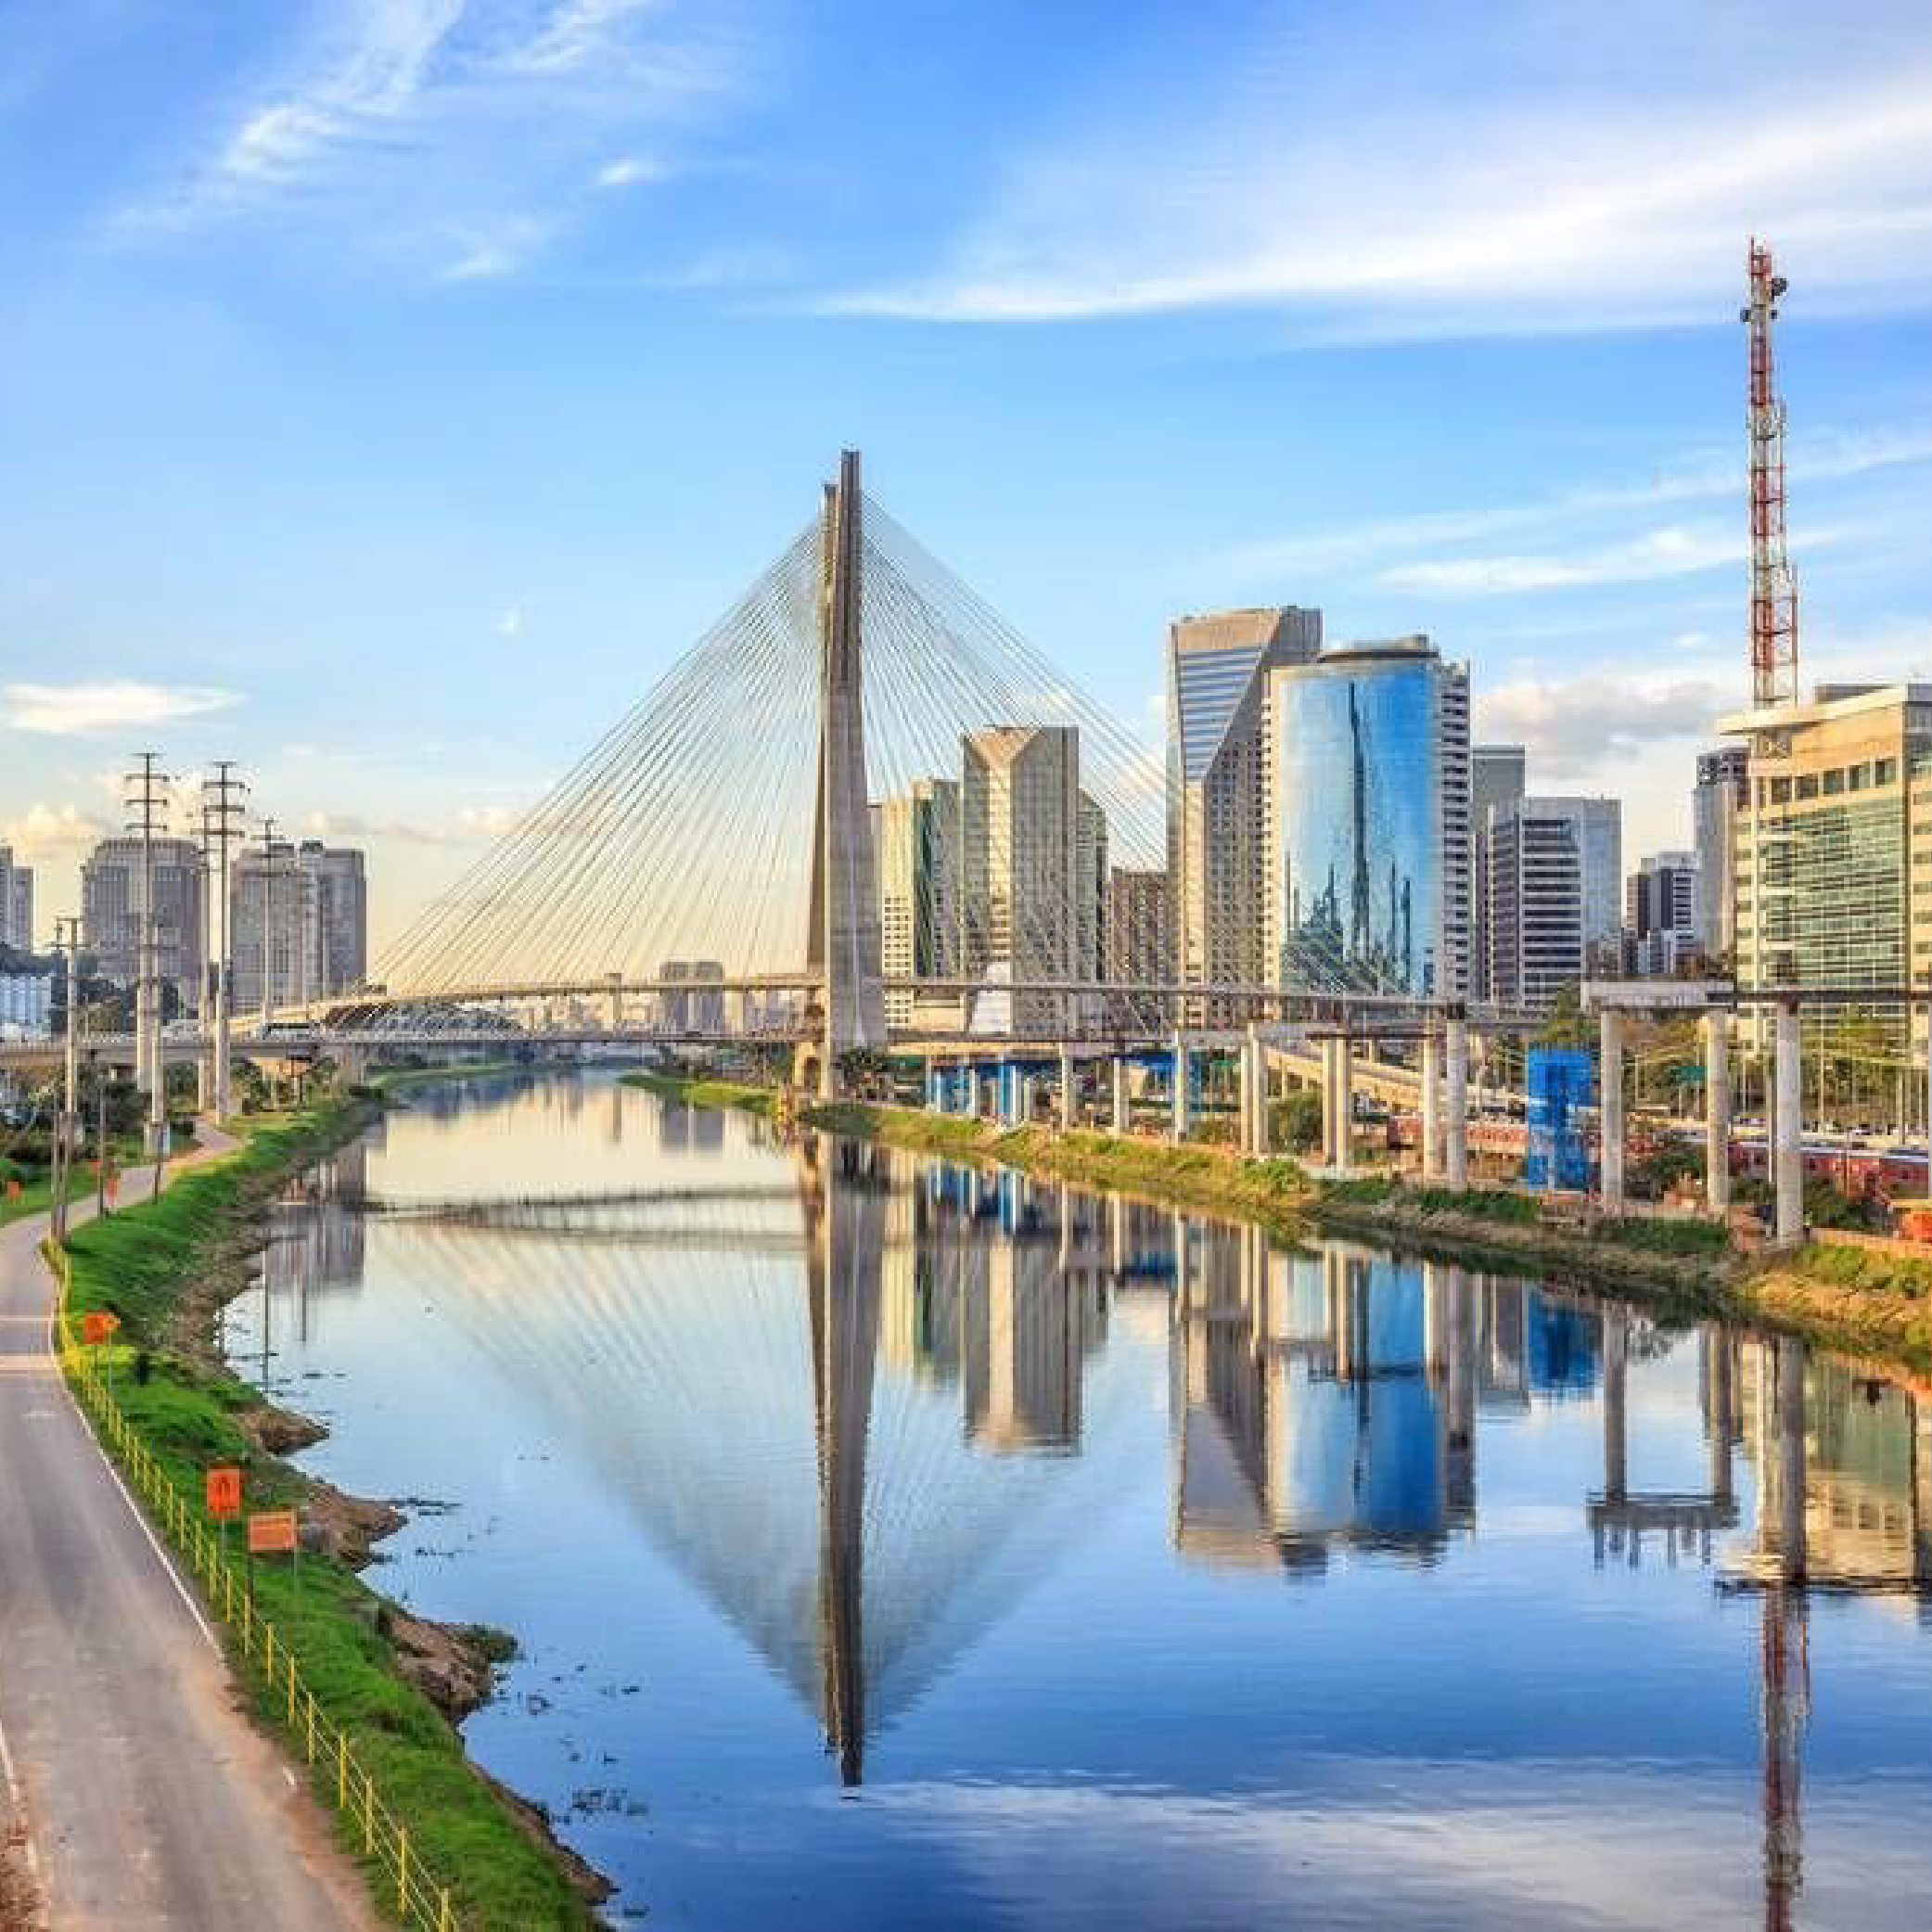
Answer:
1743;237;1798;709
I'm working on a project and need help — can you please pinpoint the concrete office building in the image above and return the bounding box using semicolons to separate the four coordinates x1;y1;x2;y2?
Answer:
1470;746;1527;999
1693;745;1749;961
297;840;368;996
1168;606;1322;1021
1264;636;1471;998
962;725;1086;1036
1625;850;1700;976
81;835;206;1000
1721;683;1932;1068
229;842;317;1014
1484;803;1584;1014
659;960;726;1033
1107;866;1170;1022
875;779;962;1028
0;846;32;951
0;967;53;1040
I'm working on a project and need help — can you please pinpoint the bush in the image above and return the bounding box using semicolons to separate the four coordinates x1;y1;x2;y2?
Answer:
1791;1242;1932;1299
1269;1090;1323;1154
1599;1215;1730;1258
1413;1186;1540;1225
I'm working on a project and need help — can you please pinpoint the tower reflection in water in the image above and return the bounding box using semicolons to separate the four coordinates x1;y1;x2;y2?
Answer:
255;1110;1932;1922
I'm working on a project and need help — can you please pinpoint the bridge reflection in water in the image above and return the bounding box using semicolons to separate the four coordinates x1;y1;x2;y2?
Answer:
244;1088;1932;1927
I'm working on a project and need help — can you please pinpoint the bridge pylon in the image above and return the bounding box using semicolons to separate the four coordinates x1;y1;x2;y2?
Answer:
805;449;886;1096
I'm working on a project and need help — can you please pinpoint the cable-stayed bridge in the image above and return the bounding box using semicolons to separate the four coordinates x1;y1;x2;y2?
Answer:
269;453;1503;1069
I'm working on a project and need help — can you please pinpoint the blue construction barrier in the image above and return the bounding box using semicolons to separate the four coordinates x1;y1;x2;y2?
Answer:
1525;1046;1593;1191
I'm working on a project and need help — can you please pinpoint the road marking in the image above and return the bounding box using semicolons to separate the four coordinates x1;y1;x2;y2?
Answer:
41;1281;220;1658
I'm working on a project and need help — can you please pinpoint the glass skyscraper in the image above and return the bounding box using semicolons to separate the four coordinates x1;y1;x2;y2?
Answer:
1264;637;1470;998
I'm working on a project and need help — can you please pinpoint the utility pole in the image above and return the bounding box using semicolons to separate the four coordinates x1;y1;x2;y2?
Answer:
258;815;280;1108
52;915;81;1242
202;762;248;1120
124;751;173;1160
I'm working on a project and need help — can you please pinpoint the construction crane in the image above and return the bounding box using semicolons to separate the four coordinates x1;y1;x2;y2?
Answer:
1743;238;1798;710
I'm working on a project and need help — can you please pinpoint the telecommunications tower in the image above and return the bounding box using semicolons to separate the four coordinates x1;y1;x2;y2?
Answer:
1742;238;1798;710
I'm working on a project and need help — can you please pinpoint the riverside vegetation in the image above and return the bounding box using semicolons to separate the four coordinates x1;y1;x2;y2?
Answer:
56;1079;608;1928
630;1068;1932;1377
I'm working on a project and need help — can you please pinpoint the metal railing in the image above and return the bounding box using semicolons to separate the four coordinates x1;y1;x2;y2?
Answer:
47;1246;460;1929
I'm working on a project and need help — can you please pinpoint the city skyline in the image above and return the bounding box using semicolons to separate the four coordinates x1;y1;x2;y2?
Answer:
3;4;1931;951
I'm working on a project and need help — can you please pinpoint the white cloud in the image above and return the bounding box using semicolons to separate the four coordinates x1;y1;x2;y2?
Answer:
1216;427;1932;582
0;802;116;860
495;604;526;638
1479;672;1733;766
4;681;241;736
825;9;1932;335
131;1;754;281
210;0;465;196
594;153;665;189
1381;524;1746;596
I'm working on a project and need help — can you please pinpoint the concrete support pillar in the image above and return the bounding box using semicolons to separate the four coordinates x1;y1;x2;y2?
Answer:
1599;1007;1626;1214
1111;1056;1130;1134
1332;1033;1352;1175
1239;1026;1258;1156
1109;1194;1127;1279
1773;1000;1804;1247
1703;1009;1732;1214
1318;1037;1337;1167
1059;1048;1077;1131
196;1047;212;1115
1250;1030;1269;1156
1171;1032;1190;1143
606;973;623;1034
1420;1030;1443;1181
1776;1335;1807;1582
1446;1019;1468;1189
1603;1310;1628;1504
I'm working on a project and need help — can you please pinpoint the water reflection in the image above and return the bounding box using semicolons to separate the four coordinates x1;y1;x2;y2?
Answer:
238;1077;1932;1930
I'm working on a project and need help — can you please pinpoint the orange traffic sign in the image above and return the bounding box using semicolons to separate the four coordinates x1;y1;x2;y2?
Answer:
82;1310;120;1346
247;1509;299;1555
205;1467;243;1520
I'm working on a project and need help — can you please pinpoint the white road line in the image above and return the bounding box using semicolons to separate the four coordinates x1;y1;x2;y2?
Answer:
39;1262;220;1658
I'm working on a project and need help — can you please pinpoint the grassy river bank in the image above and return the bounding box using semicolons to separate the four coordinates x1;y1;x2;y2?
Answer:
55;1074;608;1927
629;1069;1932;1380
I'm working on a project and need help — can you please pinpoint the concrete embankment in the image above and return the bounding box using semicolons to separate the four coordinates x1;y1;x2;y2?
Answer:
631;1071;1932;1378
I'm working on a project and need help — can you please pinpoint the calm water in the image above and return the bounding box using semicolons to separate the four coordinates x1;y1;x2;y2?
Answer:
223;1069;1932;1930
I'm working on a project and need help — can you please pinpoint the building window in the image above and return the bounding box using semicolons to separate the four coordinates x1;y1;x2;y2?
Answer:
1876;758;1899;786
1795;774;1818;800
1848;762;1869;791
1822;768;1845;795
1770;777;1791;804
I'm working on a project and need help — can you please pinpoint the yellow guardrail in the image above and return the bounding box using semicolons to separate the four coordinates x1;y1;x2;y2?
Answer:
47;1245;461;1930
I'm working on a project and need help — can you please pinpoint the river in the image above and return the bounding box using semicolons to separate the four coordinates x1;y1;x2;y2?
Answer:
221;1068;1932;1930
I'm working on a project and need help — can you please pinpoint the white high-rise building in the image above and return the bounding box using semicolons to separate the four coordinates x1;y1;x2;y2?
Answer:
229;843;317;1015
962;725;1085;1036
1470;746;1527;1000
0;846;32;951
1693;745;1748;962
1168;607;1322;1021
81;835;205;1000
875;778;961;1028
1483;796;1621;1012
297;841;368;995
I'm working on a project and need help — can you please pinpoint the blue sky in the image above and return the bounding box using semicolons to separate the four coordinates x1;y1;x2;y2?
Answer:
3;0;1931;952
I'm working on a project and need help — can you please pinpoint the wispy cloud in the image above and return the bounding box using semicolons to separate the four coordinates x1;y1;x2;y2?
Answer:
1380;523;1751;596
129;1;756;280
5;681;241;736
825;6;1932;335
1218;427;1932;582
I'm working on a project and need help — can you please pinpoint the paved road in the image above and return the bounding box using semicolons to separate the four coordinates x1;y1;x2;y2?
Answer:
0;1132;374;1929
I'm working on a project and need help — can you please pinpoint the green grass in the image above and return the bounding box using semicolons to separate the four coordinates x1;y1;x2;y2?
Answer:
1596;1214;1732;1258
1785;1240;1932;1299
621;1069;774;1114
59;1100;598;1929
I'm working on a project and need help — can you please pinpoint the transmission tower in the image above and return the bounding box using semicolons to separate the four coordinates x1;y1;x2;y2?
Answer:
200;761;249;1117
123;750;173;1155
1743;238;1798;710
